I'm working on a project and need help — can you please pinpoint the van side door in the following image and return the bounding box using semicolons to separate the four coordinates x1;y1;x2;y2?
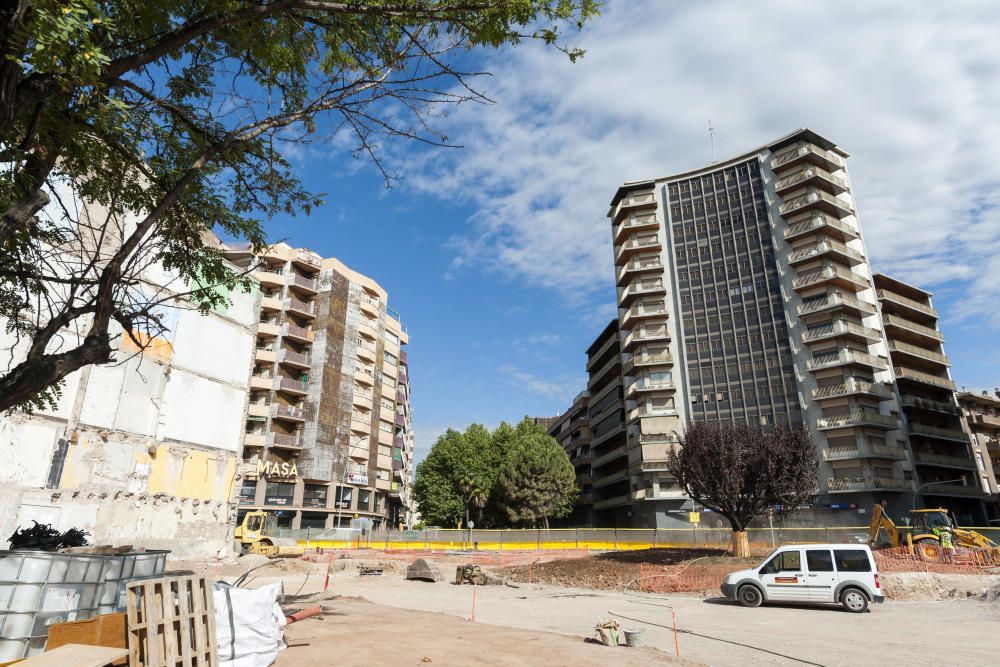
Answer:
834;548;876;598
804;548;838;602
758;548;809;601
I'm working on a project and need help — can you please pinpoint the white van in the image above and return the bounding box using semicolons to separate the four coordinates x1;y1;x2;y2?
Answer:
720;543;884;613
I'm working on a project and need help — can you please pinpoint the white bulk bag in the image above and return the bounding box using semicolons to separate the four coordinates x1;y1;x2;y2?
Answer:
213;582;286;667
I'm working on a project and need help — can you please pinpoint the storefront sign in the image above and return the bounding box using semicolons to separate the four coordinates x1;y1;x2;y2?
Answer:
256;460;299;478
346;472;369;485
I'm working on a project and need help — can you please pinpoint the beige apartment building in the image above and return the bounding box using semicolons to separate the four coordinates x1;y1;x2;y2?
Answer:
224;243;414;531
606;127;987;525
956;390;1000;520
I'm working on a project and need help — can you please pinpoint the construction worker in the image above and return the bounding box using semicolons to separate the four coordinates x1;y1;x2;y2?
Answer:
940;526;956;564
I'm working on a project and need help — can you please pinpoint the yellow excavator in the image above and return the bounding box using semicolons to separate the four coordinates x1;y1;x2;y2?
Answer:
869;505;1000;561
235;510;305;557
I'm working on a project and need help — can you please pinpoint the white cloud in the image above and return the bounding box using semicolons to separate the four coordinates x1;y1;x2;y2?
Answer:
402;0;1000;324
499;364;584;403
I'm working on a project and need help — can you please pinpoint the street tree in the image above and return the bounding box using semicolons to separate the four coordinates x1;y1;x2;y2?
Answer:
0;0;599;413
667;421;817;558
495;423;577;529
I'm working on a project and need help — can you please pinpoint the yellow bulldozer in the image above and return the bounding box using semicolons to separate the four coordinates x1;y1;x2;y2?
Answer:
868;505;1000;561
235;510;305;558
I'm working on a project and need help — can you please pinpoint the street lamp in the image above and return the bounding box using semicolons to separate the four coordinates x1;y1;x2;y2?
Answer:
911;477;967;513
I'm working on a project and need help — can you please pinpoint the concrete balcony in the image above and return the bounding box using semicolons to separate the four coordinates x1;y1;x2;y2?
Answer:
268;432;302;451
797;291;876;318
587;335;619;370
243;433;266;448
828;477;910;493
622;325;670;351
784;212;859;243
617;257;663;285
254;347;276;363
895;366;955;390
616;233;662;262
908;422;969;444
587;355;621;388
356;342;377;363
620;278;666;306
912;451;976;469
592;445;628;469
285;297;315;319
287;273;318;294
924;483;981;498
788;239;864;267
887;340;950;369
817;411;898;431
792;264;868;292
974;412;1000;428
807;349;887;372
249;374;273;391
359;297;380;317
882;313;944;347
622;351;671;375
627;406;678;422
876;289;937;319
771;141;845;174
775;165;849;196
802;320;881;346
358;321;378;341
611;189;656;222
354;366;376;386
626;377;675;397
292;250;322;272
278;349;311;369
592;469;628;489
282;322;314;344
811;379;893;401
255;269;286;288
779;187;854;220
621;302;668;328
274;377;308;396
613;211;659;242
822;444;907;461
272;403;307;422
247;402;270;420
256;321;280;337
593;493;631;510
259;295;283;312
901;395;960;416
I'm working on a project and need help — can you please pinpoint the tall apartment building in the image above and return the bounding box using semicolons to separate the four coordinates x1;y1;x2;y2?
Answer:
545;391;593;526
223;243;414;531
956;390;1000;519
874;274;982;518
607;128;986;524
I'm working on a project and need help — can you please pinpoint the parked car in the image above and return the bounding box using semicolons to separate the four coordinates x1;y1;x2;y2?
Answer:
720;543;884;613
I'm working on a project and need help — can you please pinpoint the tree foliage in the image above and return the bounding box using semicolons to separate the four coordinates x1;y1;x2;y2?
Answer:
495;428;576;528
0;0;599;413
413;417;575;528
667;421;818;536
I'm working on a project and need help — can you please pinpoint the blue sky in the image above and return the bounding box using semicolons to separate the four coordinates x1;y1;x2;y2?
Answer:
260;0;1000;463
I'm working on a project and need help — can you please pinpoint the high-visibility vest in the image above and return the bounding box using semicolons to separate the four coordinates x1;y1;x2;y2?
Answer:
940;531;954;548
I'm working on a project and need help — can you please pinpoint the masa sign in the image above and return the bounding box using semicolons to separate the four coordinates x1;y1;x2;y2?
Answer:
256;460;299;478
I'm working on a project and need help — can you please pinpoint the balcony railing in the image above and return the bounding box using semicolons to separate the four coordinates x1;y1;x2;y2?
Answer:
876;289;937;318
593;493;630;510
822;444;907;461
282;323;314;341
623;352;671;375
587;354;621;387
828;477;910;492
901;395;960;415
591;445;628;469
811;379;893;401
895;366;955;390
272;403;306;420
771;141;845;173
908;422;969;443
612;189;656;220
807;349;886;372
289;274;318;291
887;340;949;366
621;279;666;303
792;264;867;291
882;313;944;342
816;411;898;430
797;291;876;317
974;412;1000;428
802;320;881;344
623;302;668;323
784;212;859;242
617;257;663;284
614;211;659;241
779;187;854;219
912;451;975;468
924;483;981;497
276;377;308;394
285;297;314;316
279;349;311;367
775;165;849;194
268;432;302;449
788;238;864;266
616;234;661;258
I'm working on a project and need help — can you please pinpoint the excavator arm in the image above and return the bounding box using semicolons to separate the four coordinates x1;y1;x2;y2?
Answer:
869;505;900;548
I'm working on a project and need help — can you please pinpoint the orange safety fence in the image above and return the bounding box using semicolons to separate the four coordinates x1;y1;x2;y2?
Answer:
873;545;1000;573
302;547;594;568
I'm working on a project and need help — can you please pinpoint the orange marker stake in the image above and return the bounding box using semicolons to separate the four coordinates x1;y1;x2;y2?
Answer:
471;584;477;623
672;610;679;657
323;557;333;593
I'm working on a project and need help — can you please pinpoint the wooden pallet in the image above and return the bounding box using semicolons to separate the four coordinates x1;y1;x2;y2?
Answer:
125;575;218;667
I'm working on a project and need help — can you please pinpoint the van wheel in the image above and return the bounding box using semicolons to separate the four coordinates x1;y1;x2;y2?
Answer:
737;585;763;608
840;588;868;613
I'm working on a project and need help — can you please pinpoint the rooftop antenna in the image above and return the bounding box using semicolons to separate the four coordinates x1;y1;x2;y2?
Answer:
708;120;717;163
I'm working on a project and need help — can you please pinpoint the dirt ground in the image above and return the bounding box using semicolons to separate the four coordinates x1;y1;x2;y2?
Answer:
274;597;692;667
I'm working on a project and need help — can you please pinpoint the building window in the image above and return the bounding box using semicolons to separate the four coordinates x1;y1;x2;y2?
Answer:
303;483;327;508
300;512;327;529
383;351;398;366
264;481;294;506
358;489;371;511
380;419;393;433
238;480;257;505
378;445;391;457
335;487;353;509
376;469;389;481
380;398;394;410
